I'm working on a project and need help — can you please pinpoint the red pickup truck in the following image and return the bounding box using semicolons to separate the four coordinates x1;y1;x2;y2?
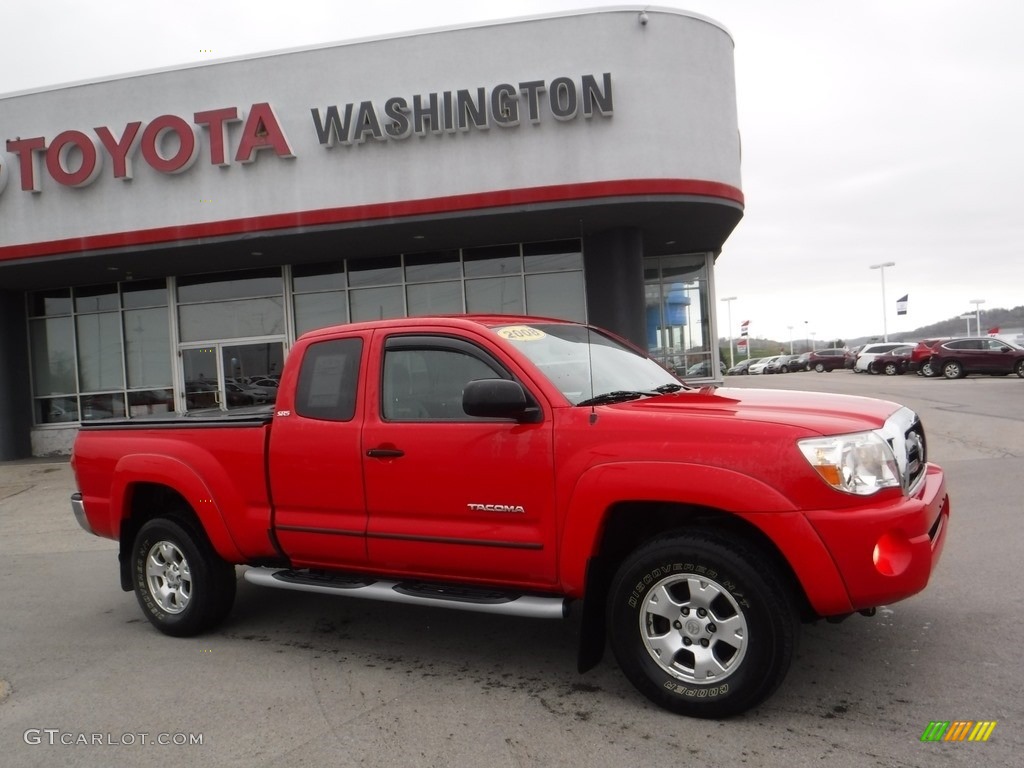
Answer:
71;315;950;718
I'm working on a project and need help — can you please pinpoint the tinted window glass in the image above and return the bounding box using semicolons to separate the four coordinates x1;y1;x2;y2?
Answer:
382;347;502;421
177;269;282;302
294;338;362;421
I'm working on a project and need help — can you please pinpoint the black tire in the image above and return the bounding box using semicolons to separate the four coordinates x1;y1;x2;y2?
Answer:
607;533;799;718
131;516;236;637
920;361;936;378
884;362;899;376
814;362;825;373
1015;360;1024;378
942;360;964;380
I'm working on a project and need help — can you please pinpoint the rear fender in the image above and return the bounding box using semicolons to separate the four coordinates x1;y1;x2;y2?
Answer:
109;453;245;563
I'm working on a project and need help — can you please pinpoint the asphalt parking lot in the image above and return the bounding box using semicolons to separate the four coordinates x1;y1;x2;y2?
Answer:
1;370;1021;767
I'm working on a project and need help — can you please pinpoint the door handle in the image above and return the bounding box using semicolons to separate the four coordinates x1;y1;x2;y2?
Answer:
366;448;405;458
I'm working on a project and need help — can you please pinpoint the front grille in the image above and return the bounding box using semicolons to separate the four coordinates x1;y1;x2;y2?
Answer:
882;407;928;495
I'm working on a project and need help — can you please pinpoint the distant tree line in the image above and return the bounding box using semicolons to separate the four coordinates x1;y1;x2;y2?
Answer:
720;305;1024;360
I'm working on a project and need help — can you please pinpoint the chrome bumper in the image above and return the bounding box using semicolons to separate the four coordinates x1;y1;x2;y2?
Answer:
71;492;94;535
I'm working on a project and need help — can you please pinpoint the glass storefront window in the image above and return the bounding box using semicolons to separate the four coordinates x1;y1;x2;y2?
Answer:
36;396;79;424
29;289;72;317
525;272;586;321
125;307;171;388
26;239;588;427
463;244;520;277
293;263;346;292
405;250;461;282
128;388;174;417
177;268;282;303
294;292;348;337
81;393;127;421
178;297;285;341
350;286;405;321
407;282;463;316
348;257;401;288
465;276;524;314
644;253;714;377
523;241;583;273
75;284;119;313
122;280;169;309
30;317;76;395
76;312;124;391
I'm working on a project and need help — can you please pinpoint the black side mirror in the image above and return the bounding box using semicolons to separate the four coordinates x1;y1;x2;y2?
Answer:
462;379;539;422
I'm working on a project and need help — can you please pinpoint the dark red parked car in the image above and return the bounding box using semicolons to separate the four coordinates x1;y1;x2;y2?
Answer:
868;346;914;375
806;348;854;372
925;337;1024;379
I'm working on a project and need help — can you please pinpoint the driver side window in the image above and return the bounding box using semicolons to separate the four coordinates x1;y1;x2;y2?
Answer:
382;347;503;421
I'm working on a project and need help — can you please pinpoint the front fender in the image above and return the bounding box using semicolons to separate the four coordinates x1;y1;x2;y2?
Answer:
559;461;798;595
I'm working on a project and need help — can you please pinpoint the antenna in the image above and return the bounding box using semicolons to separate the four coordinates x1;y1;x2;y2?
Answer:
578;217;597;425
587;324;597;425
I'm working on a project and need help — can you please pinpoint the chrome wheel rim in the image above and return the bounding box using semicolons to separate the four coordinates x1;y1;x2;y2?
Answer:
639;573;749;685
145;540;192;614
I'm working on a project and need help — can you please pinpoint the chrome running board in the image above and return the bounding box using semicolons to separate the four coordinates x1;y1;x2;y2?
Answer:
243;567;569;619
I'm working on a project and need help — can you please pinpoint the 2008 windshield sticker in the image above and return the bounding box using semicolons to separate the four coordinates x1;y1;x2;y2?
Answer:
497;326;546;342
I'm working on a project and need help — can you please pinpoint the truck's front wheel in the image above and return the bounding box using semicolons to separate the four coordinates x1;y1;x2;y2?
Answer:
131;517;236;637
607;533;798;718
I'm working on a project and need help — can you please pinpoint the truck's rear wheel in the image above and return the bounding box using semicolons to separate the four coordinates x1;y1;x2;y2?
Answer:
607;533;798;718
131;517;236;637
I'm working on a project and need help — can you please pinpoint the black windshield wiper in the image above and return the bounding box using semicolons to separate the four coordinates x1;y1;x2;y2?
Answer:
653;383;688;393
575;390;650;407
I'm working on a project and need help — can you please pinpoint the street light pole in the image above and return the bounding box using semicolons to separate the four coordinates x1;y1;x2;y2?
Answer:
720;296;737;369
787;325;794;354
869;261;896;342
969;299;985;335
960;313;972;336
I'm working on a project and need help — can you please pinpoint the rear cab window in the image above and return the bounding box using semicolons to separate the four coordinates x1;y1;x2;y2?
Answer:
294;338;363;421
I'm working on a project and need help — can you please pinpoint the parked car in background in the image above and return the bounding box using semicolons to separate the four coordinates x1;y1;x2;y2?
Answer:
868;346;914;375
248;377;280;401
854;343;913;373
726;357;760;375
765;354;801;374
685;359;721;378
790;352;811;372
807;348;853;373
925;337;1024;379
909;338;950;377
748;355;781;374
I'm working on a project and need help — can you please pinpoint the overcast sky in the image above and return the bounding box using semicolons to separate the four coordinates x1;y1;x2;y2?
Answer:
2;0;1021;343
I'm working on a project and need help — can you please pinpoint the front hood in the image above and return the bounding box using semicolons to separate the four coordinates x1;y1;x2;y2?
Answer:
619;386;900;436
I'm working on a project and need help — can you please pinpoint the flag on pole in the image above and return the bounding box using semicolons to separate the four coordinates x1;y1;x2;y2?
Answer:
896;295;908;316
988;327;1000;336
740;320;750;337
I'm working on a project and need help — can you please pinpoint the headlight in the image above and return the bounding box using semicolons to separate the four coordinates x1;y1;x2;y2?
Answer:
797;432;901;496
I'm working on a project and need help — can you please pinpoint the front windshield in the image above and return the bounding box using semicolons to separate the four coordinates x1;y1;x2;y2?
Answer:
493;323;681;404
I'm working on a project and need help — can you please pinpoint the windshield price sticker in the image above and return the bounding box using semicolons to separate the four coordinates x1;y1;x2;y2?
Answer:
497;326;547;342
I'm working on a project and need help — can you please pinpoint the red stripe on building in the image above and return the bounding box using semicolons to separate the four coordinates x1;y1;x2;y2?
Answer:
0;179;744;262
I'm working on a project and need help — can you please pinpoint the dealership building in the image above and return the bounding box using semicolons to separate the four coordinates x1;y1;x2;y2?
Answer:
0;6;743;458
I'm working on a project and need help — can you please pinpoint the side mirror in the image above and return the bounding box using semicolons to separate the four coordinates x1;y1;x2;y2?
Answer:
462;379;539;422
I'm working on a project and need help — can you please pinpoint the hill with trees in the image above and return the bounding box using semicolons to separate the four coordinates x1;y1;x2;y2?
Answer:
725;305;1024;360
